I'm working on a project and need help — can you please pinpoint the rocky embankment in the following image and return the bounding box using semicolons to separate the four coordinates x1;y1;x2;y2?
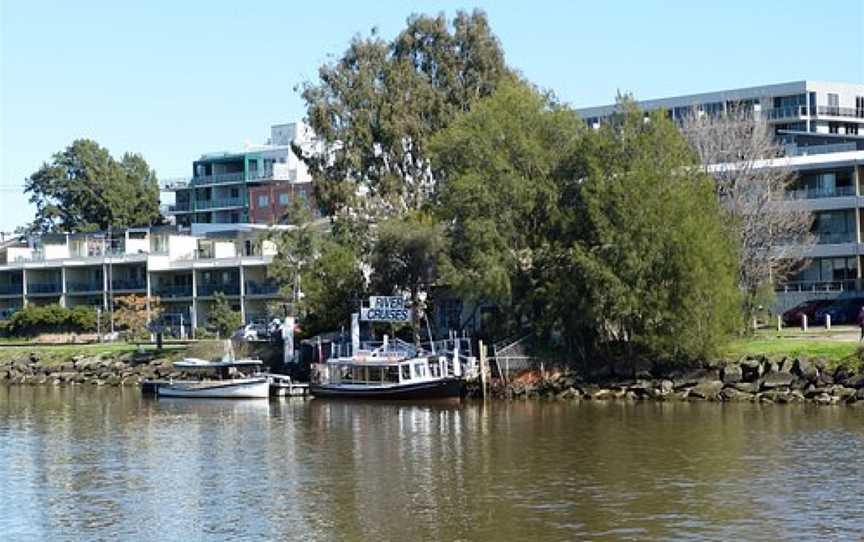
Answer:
0;352;186;387
475;356;864;405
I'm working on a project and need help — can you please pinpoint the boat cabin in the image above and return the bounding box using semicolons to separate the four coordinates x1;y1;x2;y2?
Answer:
319;355;450;387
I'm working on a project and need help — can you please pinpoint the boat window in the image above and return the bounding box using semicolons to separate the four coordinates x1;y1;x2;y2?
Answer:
400;364;411;381
413;363;427;379
368;366;383;383
429;362;440;378
385;366;399;383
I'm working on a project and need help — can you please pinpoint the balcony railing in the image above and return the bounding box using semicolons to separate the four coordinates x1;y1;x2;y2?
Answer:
775;280;856;293
191;172;245;185
0;284;22;295
763;105;808;120
198;283;240;296
67;281;102;293
784;185;856;200
168;202;192;213
785;142;858;157
814;232;856;245
153;285;193;298
245;280;280;296
816;106;864;118
195;197;244;210
28;283;61;294
112;279;146;291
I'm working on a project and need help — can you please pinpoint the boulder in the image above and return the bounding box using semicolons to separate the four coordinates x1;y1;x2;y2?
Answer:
793;358;818;382
733;382;761;394
841;373;864;389
721;364;743;384
834;366;854;383
813;393;835;405
831;386;857;400
761;389;789;403
779;358;796;374
720;387;753;402
761;372;795;390
556;387;581;400
688;380;724;400
659;379;674;395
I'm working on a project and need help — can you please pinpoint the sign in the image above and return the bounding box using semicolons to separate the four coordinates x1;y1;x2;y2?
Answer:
361;296;412;322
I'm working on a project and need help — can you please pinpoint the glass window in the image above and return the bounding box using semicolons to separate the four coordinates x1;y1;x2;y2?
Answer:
400;365;411;381
413;363;427;379
257;195;269;207
828;93;839;107
279;193;290;206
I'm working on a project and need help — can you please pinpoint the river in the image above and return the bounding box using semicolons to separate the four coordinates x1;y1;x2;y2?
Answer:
1;386;863;541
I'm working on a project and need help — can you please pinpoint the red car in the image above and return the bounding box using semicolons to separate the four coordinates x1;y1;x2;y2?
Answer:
782;299;832;326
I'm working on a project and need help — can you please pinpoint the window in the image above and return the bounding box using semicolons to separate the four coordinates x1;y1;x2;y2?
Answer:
846;124;858;135
829;122;839;134
257;195;269;208
230;187;239;198
400;365;411;381
278;193;290;206
828;93;839;107
413;363;427;379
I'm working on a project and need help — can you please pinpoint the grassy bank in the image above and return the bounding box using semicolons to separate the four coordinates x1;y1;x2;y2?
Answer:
0;343;187;366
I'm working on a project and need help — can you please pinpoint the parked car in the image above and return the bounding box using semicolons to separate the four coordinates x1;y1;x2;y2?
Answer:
782;299;832;326
813;297;864;325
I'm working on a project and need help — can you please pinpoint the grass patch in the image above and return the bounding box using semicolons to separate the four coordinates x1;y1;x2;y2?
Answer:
723;337;858;363
0;343;186;365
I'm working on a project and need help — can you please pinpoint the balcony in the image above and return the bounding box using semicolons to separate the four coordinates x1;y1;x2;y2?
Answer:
763;105;808;121
153;285;193;298
775;280;856;293
67;281;103;293
785;142;858;157
111;279;146;291
198;283;240;297
245;280;280;296
168;202;192;214
28;283;61;295
784;185;856;200
0;284;22;295
816;106;864;118
191;172;245;186
195;197;244;210
815;232;856;245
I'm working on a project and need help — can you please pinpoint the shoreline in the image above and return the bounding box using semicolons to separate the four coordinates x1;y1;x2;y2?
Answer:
3;351;864;406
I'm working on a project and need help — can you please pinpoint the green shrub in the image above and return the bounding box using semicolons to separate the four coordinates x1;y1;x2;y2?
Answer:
0;304;99;337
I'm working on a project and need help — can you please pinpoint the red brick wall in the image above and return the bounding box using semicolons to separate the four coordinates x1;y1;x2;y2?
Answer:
248;183;316;224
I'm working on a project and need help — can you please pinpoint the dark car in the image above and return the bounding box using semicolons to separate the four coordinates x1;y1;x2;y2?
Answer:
782;299;832;326
813;297;864;325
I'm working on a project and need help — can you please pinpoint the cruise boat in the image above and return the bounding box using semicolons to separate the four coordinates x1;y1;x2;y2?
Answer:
310;337;466;399
156;359;270;399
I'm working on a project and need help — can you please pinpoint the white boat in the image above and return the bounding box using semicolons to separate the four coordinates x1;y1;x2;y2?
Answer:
310;338;468;400
156;359;269;399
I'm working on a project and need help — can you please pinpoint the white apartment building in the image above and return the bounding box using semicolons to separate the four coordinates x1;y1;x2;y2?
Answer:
0;225;286;335
576;80;864;312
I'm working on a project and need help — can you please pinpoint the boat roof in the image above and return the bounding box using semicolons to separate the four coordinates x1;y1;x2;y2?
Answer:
175;358;264;369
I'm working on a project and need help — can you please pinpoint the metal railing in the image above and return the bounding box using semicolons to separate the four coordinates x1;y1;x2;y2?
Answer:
153;285;193;298
775;280;856;293
195;197;244;210
28;283;61;294
763;105;808;120
245;280;280;295
785;142;858;157
67;281;102;293
198;283;240;296
112;279;146;291
816;106;864;118
814;232;856;245
191;172;245;185
0;284;22;295
168;202;192;213
784;184;856;200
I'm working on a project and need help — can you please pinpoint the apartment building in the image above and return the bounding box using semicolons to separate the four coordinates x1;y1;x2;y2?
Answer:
0;225;285;335
164;122;318;226
576;80;864;312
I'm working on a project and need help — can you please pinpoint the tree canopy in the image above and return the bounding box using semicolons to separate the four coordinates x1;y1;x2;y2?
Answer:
25;139;162;233
295;10;511;216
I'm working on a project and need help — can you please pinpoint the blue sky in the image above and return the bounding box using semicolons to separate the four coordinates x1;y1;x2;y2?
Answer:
1;0;862;231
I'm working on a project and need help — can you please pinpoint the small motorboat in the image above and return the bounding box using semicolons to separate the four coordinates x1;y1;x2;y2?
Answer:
155;358;269;399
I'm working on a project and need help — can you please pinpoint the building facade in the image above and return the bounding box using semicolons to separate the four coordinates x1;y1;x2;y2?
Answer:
576;80;864;313
0;225;285;335
164;122;318;226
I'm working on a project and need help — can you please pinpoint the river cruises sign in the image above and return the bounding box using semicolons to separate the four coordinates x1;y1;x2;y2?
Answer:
361;296;412;322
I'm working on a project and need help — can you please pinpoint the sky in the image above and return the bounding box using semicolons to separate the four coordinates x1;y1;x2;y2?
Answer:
1;0;863;232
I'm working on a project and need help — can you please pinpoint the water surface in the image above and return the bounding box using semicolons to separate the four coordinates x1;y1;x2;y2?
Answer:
1;386;863;541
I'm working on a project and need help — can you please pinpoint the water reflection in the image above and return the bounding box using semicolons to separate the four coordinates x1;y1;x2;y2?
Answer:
1;387;863;541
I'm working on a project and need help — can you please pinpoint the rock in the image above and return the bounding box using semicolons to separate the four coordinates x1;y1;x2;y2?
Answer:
556;387;581;400
834;366;854;383
831;386;857;400
761;372;795;390
779;358;796;374
856;388;864;401
733;382;760;394
766;361;781;374
720;387;753;402
794;358;818;382
761;389;789;403
689;380;724;400
842;373;864;389
813;393;835;405
739;359;763;381
788;390;805;402
659;379;674;395
721;364;742;384
590;388;614;400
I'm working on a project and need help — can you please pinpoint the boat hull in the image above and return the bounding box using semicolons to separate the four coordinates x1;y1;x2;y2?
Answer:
157;378;270;399
310;378;463;400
